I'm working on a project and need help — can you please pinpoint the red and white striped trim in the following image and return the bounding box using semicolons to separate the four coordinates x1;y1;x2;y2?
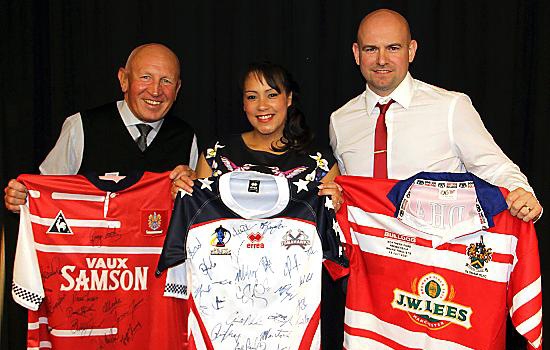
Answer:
29;214;120;229
344;307;474;350
50;327;118;337
34;243;162;254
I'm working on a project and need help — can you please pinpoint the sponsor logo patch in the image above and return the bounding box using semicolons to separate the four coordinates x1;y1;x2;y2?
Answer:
60;257;149;291
246;232;265;249
392;273;472;330
47;210;73;234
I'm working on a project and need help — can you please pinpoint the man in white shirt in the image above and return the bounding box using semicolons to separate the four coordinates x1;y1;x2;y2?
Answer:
329;9;541;221
4;43;197;212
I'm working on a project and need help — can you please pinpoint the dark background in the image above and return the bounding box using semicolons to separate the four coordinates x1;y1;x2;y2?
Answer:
1;1;548;348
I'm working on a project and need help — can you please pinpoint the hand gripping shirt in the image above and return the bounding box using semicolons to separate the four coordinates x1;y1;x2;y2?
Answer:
156;171;347;350
326;173;542;350
12;172;187;350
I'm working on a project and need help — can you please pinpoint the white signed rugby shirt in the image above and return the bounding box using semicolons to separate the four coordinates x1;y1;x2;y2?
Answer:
156;171;347;350
12;172;186;350
327;173;542;350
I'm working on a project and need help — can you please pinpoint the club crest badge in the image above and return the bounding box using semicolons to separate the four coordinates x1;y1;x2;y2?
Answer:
281;229;311;249
47;210;73;234
147;212;162;234
392;273;472;330
141;209;167;235
210;225;232;255
465;236;492;276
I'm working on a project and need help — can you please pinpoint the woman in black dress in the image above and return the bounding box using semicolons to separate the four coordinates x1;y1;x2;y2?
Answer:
189;61;342;206
173;61;345;349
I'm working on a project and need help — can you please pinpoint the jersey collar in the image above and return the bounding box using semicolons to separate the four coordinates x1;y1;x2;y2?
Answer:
387;172;508;241
84;171;145;192
218;171;290;219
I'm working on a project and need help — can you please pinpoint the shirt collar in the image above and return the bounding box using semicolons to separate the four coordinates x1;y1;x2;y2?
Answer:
117;100;163;132
385;172;509;246
365;72;415;114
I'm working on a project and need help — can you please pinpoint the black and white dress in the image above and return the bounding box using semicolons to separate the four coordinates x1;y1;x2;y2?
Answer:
203;134;336;183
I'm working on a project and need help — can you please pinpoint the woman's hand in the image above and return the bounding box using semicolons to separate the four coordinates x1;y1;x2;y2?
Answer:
169;165;197;198
318;181;344;211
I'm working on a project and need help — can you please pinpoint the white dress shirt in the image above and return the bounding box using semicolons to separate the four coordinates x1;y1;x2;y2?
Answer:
329;73;534;194
39;100;198;174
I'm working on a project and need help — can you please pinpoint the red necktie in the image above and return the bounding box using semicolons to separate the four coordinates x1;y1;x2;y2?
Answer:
373;99;395;178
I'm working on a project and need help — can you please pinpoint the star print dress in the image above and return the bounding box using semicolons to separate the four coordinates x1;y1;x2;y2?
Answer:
203;134;336;183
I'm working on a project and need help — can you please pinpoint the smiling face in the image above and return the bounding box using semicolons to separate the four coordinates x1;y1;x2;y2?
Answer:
352;10;417;96
117;44;181;122
242;72;292;141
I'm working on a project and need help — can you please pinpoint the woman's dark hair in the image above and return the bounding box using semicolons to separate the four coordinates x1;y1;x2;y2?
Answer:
241;61;314;153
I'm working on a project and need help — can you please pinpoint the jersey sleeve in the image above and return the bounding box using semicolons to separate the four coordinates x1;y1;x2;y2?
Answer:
507;221;543;349
316;194;349;279
156;192;193;275
27;306;52;349
324;199;352;280
12;204;45;311
164;262;189;300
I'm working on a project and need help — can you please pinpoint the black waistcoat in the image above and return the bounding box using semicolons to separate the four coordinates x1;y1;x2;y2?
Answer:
79;102;194;174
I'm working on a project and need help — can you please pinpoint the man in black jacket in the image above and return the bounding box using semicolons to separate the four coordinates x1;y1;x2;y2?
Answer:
4;43;197;211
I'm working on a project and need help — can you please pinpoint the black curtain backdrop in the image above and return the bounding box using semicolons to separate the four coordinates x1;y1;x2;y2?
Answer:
1;1;548;349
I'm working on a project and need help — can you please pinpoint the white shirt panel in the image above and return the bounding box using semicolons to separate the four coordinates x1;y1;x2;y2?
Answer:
329;73;533;193
39;113;84;175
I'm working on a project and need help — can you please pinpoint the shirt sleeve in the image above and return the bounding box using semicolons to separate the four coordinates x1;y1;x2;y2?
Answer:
329;114;347;175
12;205;45;311
39;113;83;175
317;193;349;280
451;95;534;194
507;222;543;349
156;192;192;275
157;191;195;300
188;134;199;170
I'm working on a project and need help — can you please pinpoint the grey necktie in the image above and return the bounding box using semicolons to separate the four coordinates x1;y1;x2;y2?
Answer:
135;124;153;152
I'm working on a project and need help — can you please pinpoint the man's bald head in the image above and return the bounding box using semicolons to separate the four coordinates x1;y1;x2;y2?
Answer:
118;43;182;122
352;9;417;96
125;43;181;80
357;9;411;43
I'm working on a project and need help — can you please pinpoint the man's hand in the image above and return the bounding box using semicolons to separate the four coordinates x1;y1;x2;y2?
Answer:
506;187;542;222
318;182;344;212
169;165;196;199
4;179;28;213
